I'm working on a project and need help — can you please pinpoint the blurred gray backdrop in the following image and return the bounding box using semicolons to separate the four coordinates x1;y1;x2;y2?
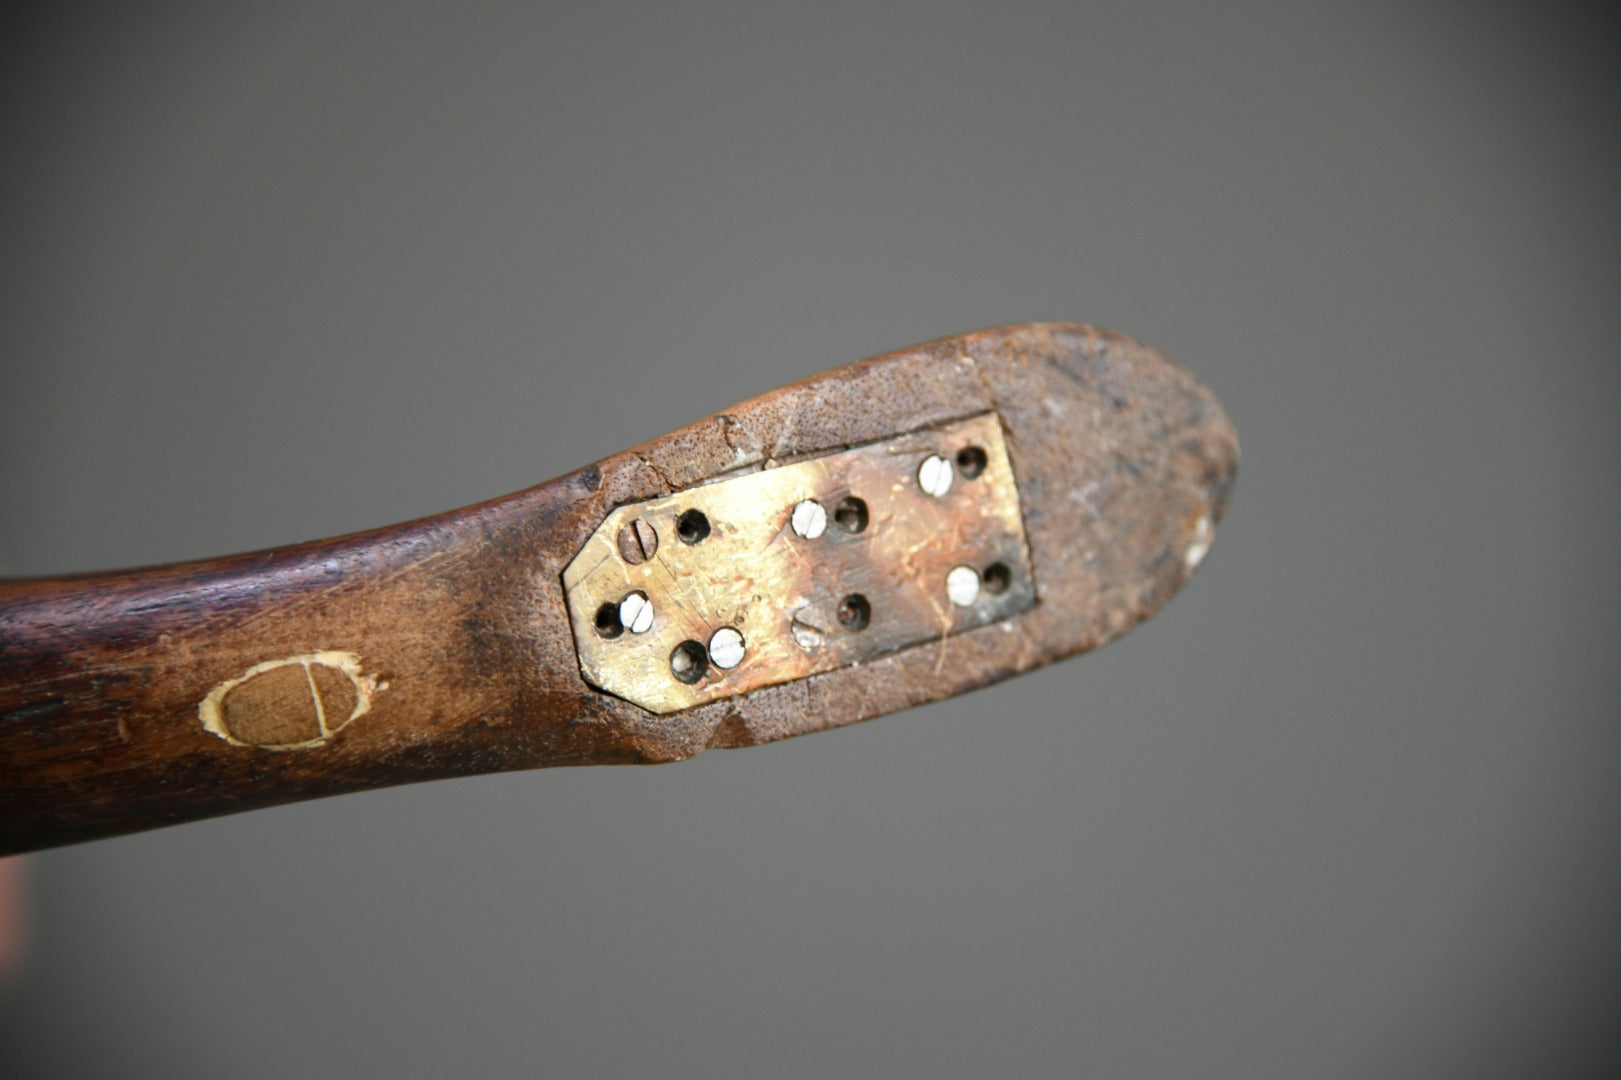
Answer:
2;2;1617;1076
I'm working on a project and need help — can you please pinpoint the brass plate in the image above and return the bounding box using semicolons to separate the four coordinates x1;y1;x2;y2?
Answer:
562;412;1035;714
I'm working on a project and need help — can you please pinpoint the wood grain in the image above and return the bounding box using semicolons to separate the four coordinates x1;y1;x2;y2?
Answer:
0;324;1238;852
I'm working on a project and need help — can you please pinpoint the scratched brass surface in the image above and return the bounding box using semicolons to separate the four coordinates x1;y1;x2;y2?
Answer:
563;412;1036;714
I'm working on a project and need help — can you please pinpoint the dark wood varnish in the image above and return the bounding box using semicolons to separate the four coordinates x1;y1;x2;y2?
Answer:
0;324;1238;852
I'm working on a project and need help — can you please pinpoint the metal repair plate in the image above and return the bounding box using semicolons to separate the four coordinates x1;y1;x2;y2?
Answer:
562;412;1035;714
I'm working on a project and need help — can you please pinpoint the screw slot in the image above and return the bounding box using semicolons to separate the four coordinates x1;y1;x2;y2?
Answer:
918;454;954;497
837;593;871;631
790;500;827;539
616;518;658;564
594;601;624;638
619;590;655;634
670;640;708;683
833;496;868;534
946;565;980;607
709;627;745;670
676;509;711;544
982;561;1012;595
956;446;988;479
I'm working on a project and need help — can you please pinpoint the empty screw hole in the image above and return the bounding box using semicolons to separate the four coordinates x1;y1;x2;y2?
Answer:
838;593;871;631
834;496;869;534
670;640;708;683
677;509;711;544
594;601;624;638
956;445;988;479
983;562;1012;595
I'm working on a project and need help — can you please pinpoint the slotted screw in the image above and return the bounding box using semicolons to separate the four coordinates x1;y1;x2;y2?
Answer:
616;519;658;564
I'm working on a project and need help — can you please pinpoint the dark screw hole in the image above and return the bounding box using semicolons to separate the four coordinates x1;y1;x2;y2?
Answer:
956;445;988;479
837;593;871;631
670;640;708;683
982;562;1012;595
834;496;868;534
594;601;624;638
677;509;711;544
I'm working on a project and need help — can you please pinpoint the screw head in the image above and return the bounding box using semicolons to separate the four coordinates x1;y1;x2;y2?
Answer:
619;590;654;634
709;627;745;669
946;565;980;607
918;454;954;497
790;612;827;649
616;519;658;564
790;499;828;539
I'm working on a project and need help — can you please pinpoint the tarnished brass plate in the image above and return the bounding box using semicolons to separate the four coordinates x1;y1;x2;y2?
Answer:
562;412;1035;714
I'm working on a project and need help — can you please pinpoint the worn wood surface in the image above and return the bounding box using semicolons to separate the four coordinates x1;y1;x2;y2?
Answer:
0;323;1238;852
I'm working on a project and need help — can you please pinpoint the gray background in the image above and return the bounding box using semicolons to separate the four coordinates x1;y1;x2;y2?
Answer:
1;2;1617;1076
